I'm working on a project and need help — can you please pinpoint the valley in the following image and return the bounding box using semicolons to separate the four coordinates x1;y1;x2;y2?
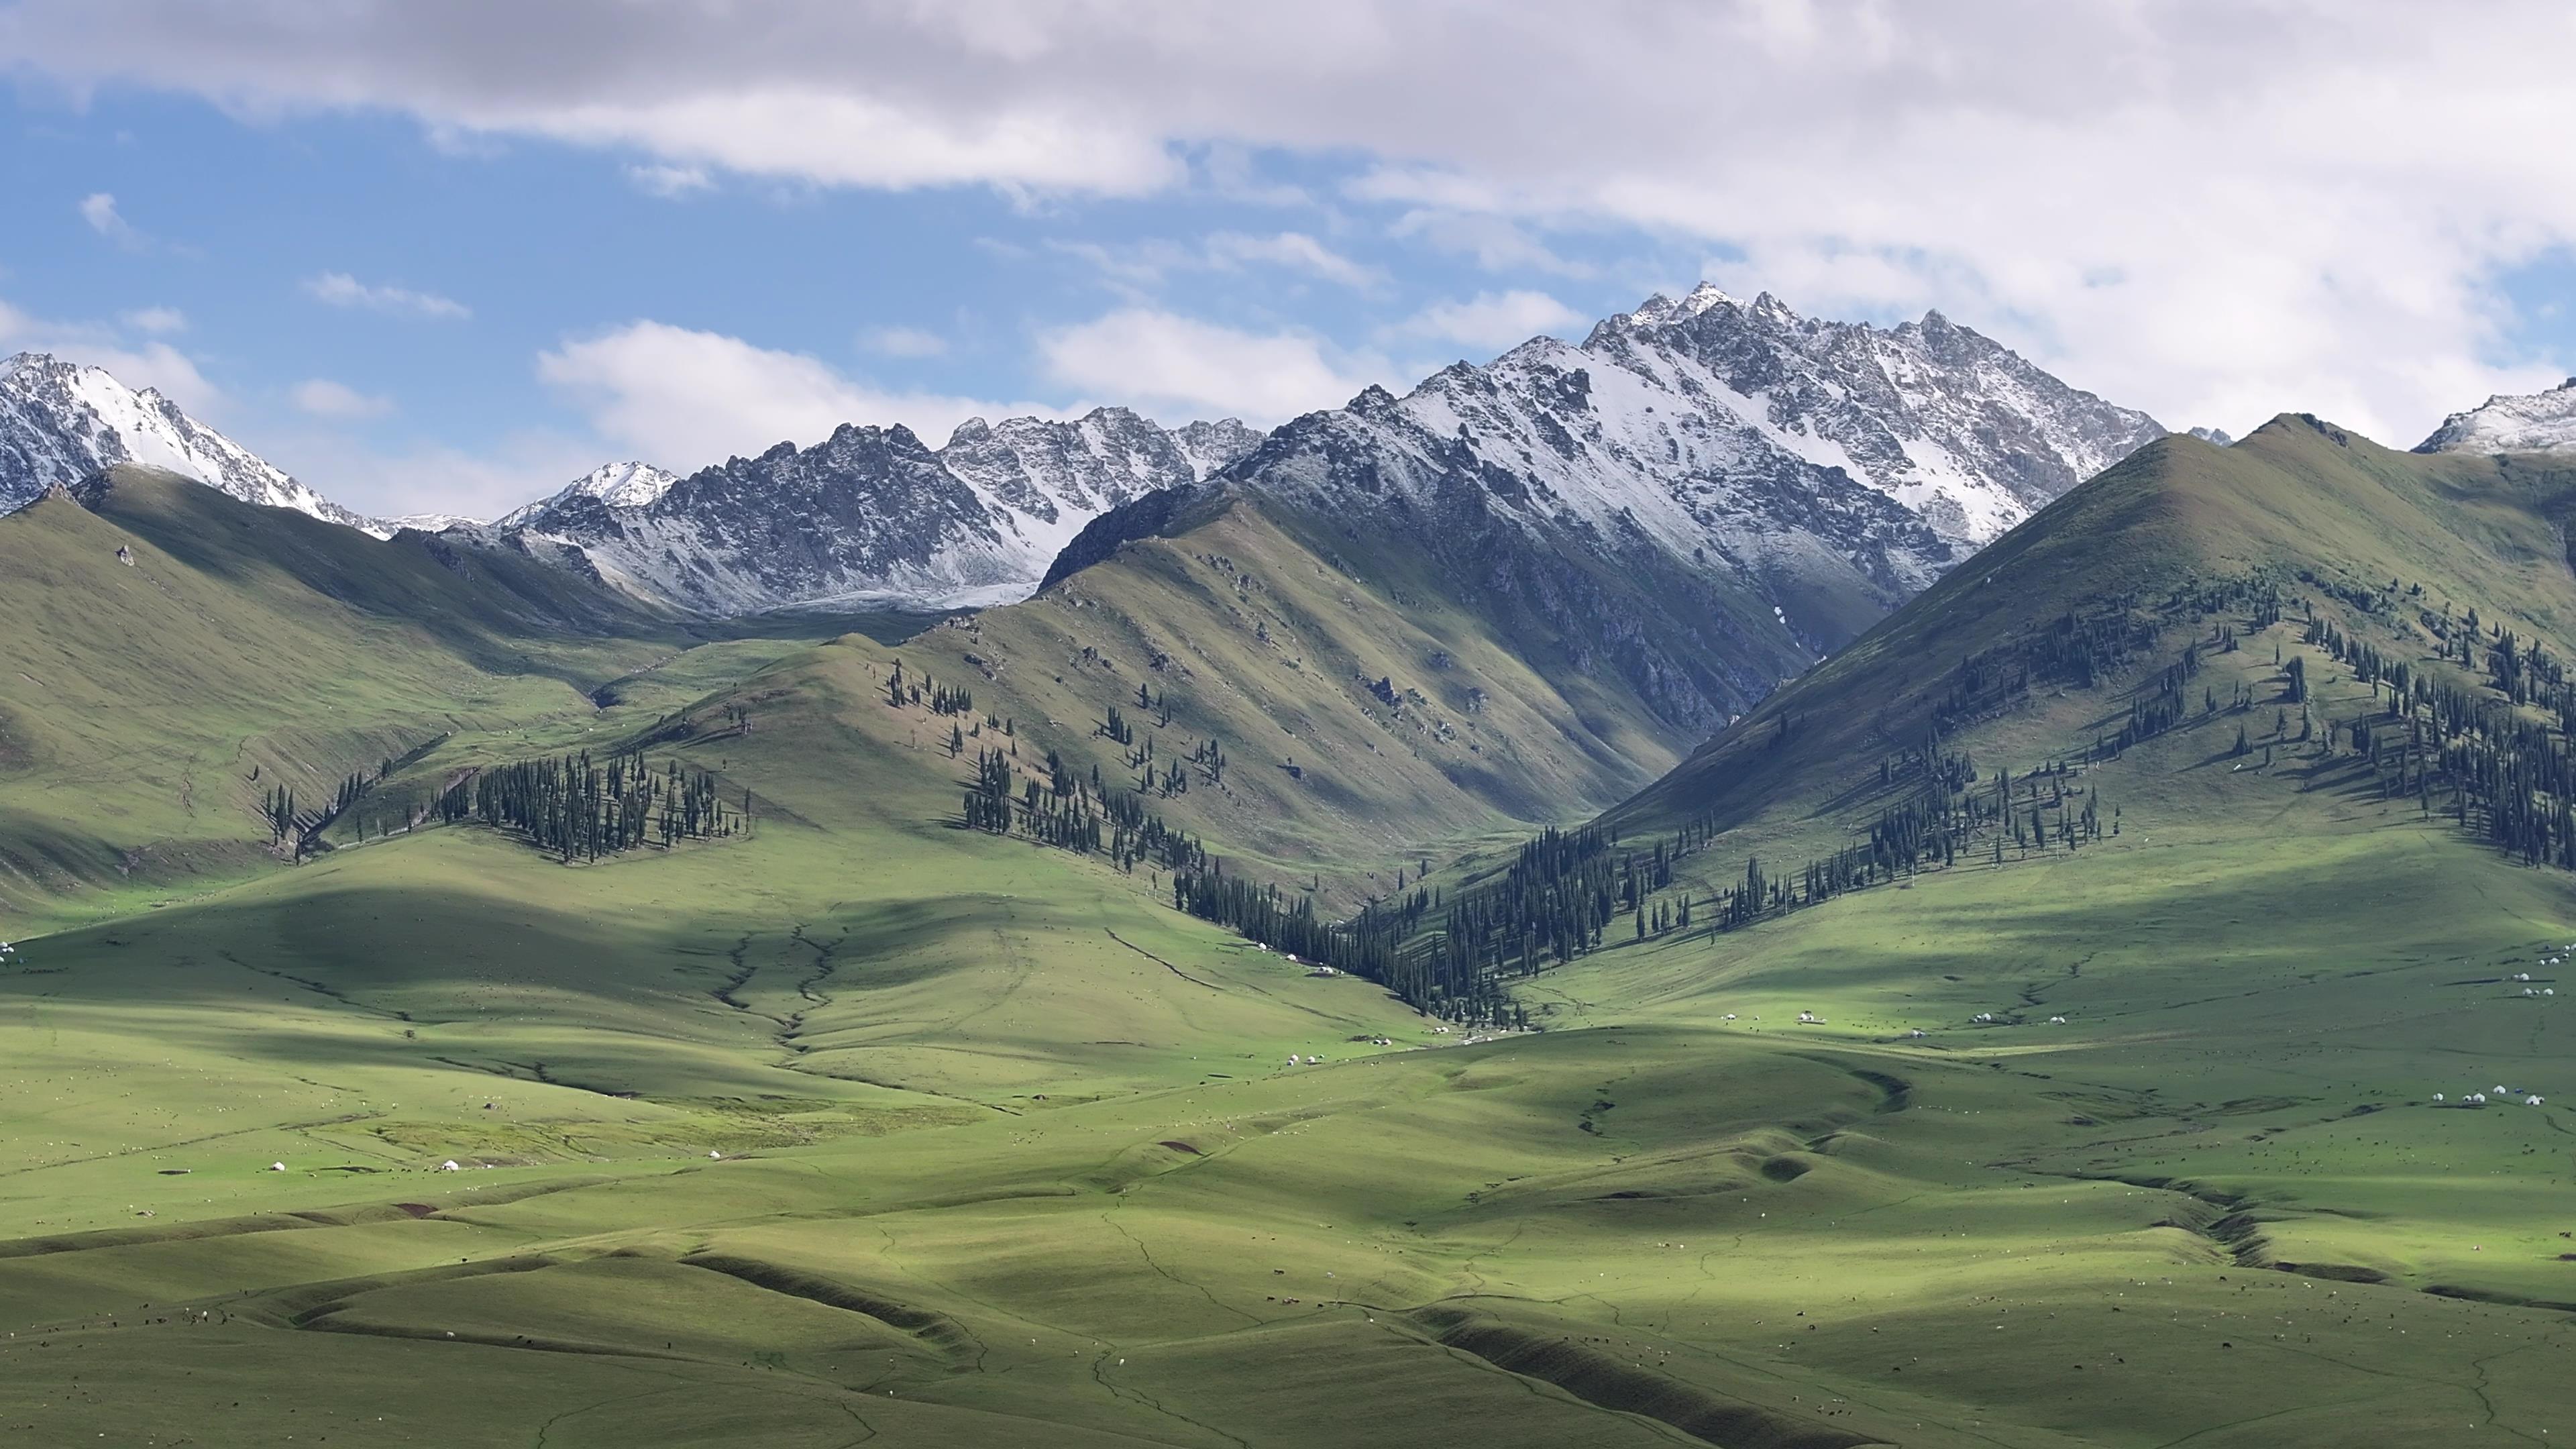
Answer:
3;340;2576;1446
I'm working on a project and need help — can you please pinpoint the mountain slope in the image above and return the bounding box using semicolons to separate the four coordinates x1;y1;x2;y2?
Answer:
1603;413;2576;857
0;467;687;914
490;407;1264;613
0;352;378;533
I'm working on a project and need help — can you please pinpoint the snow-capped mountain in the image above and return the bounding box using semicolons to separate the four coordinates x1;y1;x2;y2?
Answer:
490;288;2157;622
0;352;380;533
384;512;488;533
2416;378;2576;455
1049;285;2169;729
496;462;680;527
1201;284;2159;608
486;407;1264;612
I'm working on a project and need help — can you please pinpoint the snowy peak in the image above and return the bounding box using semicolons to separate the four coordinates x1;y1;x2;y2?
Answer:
1617;281;1746;330
2416;378;2576;455
497;461;680;527
0;352;380;534
494;408;1270;614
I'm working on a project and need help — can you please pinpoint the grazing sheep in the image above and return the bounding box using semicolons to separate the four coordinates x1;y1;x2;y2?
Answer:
1909;1029;1927;1039
269;1162;285;1172
2049;1015;2068;1025
2531;1096;2548;1107
441;1160;460;1171
2434;1093;2446;1102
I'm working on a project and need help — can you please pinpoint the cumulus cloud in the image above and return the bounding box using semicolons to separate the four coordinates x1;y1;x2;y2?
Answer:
0;295;222;412
303;271;470;320
78;192;144;249
9;2;2576;435
1391;290;1583;351
290;378;396;419
1037;309;1391;425
538;319;1058;467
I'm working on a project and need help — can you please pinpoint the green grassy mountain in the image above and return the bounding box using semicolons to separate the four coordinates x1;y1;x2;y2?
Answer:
3;426;2576;1446
1612;414;2576;849
0;467;696;917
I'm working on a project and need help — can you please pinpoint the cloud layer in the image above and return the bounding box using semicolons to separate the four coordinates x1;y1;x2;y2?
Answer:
537;320;1061;468
9;1;2575;445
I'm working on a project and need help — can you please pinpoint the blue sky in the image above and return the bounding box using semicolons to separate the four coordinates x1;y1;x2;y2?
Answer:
2;3;2571;519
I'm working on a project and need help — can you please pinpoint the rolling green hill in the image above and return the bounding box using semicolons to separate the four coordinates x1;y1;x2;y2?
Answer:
608;480;1820;909
3;428;2576;1446
0;468;819;920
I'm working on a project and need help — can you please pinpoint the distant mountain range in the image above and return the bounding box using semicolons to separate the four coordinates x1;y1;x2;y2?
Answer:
3;289;2180;622
476;409;1265;612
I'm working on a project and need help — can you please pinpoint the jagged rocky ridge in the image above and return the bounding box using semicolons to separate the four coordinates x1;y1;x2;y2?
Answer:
482;410;1264;613
2417;378;2576;455
0;352;380;533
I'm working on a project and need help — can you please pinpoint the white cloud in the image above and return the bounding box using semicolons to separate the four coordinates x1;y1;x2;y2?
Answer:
1038;309;1389;425
1203;232;1384;290
1052;230;1386;303
538;319;1056;467
120;305;186;334
78;191;142;249
1385;209;1592;278
626;162;711;197
0;295;222;413
11;3;2576;437
289;378;395;419
1391;290;1583;352
249;427;610;524
303;271;470;320
859;325;949;358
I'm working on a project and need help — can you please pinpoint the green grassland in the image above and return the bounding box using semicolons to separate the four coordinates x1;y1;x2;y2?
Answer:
3;429;2576;1445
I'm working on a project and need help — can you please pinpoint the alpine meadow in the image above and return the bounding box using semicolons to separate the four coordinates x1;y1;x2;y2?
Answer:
6;9;2576;1447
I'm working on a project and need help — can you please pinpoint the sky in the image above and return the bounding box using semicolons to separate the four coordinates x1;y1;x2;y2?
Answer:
1;1;2573;521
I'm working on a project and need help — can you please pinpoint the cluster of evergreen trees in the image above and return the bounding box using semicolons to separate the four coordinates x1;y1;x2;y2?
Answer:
959;745;1205;873
437;751;743;862
885;659;974;717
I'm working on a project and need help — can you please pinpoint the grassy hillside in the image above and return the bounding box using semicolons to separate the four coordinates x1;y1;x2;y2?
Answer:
659;488;1815;905
1610;415;2576;851
0;469;822;920
5;430;2576;1444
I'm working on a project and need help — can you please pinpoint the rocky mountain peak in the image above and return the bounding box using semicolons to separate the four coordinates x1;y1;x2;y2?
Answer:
2417;378;2576;455
0;351;380;533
